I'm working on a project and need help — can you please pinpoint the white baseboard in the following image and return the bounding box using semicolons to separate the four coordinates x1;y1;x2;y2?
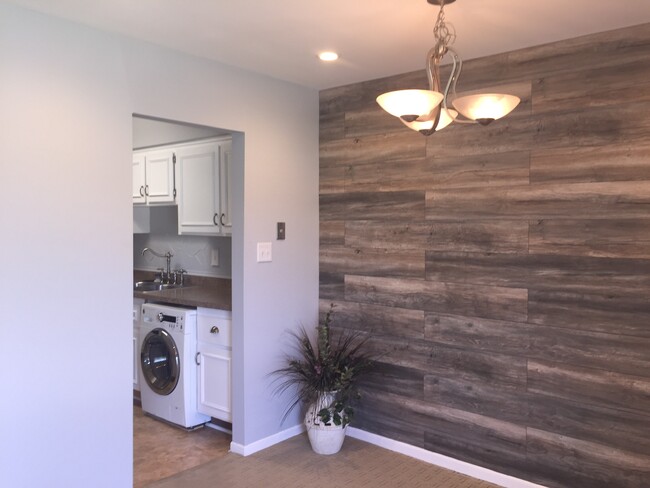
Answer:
230;423;305;457
347;427;547;488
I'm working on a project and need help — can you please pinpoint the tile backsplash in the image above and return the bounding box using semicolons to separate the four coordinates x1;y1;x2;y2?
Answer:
133;205;231;278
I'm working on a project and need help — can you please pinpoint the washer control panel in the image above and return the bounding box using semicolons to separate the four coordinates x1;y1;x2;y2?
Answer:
142;304;196;334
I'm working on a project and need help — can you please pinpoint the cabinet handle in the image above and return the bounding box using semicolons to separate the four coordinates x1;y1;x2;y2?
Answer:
213;213;218;226
144;185;149;196
195;352;201;365
139;186;145;197
220;213;225;226
210;326;220;334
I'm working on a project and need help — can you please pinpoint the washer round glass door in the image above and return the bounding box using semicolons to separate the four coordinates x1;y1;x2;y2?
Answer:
141;328;180;396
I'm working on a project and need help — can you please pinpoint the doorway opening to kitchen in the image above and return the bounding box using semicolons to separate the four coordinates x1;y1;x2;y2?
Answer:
131;114;240;487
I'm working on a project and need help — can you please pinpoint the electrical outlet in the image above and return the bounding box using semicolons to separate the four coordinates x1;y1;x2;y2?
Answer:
211;248;220;267
257;242;272;262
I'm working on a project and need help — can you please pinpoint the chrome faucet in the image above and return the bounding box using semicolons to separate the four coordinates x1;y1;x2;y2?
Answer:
142;247;173;283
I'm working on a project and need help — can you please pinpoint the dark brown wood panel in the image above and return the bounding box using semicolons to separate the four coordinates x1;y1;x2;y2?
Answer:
425;313;531;357
528;288;650;337
528;359;650;414
319;299;424;340
529;218;650;259
320;245;425;279
345;220;529;253
530;142;650;184
345;275;528;322
319;22;650;488
526;428;650;488
425;251;650;291
426;181;650;221
320;191;425;221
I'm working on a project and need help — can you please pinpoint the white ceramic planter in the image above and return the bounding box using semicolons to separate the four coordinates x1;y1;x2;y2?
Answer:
304;392;348;455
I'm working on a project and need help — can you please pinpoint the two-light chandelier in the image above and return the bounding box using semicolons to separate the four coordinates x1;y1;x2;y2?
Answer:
377;0;520;136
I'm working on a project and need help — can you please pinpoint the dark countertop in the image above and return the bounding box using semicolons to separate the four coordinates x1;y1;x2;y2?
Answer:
133;271;232;311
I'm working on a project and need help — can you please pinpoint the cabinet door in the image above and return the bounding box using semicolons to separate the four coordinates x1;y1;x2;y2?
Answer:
145;148;175;204
176;142;221;235
132;153;146;204
219;140;232;236
197;346;231;421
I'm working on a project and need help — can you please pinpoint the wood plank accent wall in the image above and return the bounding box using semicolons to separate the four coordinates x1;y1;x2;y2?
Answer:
319;23;650;488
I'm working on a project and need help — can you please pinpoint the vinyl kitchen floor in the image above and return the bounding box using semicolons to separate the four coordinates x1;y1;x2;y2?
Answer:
133;405;231;488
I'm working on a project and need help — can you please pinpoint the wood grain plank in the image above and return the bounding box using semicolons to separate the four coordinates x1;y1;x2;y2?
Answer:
526;428;650;488
530;142;650;185
528;359;650;414
319;164;346;194
529;218;650;259
345;275;528;322
426;181;650;220
529;325;650;377
318;299;424;340
319;221;344;246
360;361;425;400
425;251;650;292
320;131;425;167
425;313;531;356
345;220;529;253
319;111;345;143
532;59;650;113
320;246;425;278
528;393;650;455
318;271;344;301
320;191;425;221
528;288;650;337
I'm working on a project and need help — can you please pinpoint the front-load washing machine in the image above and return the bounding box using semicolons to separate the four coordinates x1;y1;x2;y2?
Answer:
139;303;209;429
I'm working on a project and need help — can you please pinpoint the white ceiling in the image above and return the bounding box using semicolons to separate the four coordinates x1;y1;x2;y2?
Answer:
5;0;650;89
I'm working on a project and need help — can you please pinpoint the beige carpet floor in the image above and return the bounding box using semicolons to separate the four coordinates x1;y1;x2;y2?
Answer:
146;434;501;488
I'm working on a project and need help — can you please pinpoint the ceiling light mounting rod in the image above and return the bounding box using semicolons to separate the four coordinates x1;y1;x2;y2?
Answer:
376;0;520;136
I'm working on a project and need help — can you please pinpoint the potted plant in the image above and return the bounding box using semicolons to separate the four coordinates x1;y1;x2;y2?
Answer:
272;304;373;455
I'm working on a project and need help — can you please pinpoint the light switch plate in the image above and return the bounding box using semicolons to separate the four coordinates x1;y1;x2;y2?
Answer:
257;242;272;262
211;248;220;267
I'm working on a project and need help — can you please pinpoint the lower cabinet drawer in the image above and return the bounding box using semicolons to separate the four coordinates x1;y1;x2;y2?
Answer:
197;307;231;348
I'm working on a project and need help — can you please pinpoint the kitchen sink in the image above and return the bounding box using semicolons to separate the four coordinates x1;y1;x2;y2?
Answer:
134;281;182;292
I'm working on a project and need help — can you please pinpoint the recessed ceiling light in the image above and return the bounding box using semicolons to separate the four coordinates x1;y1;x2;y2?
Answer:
318;51;339;62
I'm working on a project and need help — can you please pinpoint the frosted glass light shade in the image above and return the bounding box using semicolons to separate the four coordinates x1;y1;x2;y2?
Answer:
377;89;444;120
402;108;458;132
452;93;520;124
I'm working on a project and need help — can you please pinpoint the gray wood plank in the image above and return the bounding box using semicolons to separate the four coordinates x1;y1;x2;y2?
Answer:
345;220;529;253
319;271;344;301
426;181;650;220
345;275;528;322
528;288;650;337
320;131;425;167
529;218;650;259
320;191;425;221
320;245;425;279
318;299;424;340
319;221;345;246
528;359;650;414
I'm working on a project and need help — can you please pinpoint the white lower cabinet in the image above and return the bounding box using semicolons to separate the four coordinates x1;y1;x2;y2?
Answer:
196;307;232;422
133;298;144;391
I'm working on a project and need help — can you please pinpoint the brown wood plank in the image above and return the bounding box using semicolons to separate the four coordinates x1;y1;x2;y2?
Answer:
424;375;528;424
528;393;650;455
526;428;650;488
530;325;650;377
360;362;425;400
320;246;425;279
426;181;650;220
320;191;425;221
528;359;650;414
345;220;529;253
425;251;650;292
319;221;345;246
425;313;530;357
345;275;528;322
363;334;436;372
319;299;424;340
320;131;425;167
532;59;650;114
530;142;650;185
318;271;344;301
529;218;650;259
319;164;346;194
528;288;650;337
319;111;345;143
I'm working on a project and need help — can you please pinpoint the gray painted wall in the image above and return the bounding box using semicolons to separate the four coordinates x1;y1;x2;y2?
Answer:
0;3;318;487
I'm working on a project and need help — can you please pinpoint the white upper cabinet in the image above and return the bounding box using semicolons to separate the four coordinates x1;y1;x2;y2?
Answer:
132;148;176;205
176;138;232;236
